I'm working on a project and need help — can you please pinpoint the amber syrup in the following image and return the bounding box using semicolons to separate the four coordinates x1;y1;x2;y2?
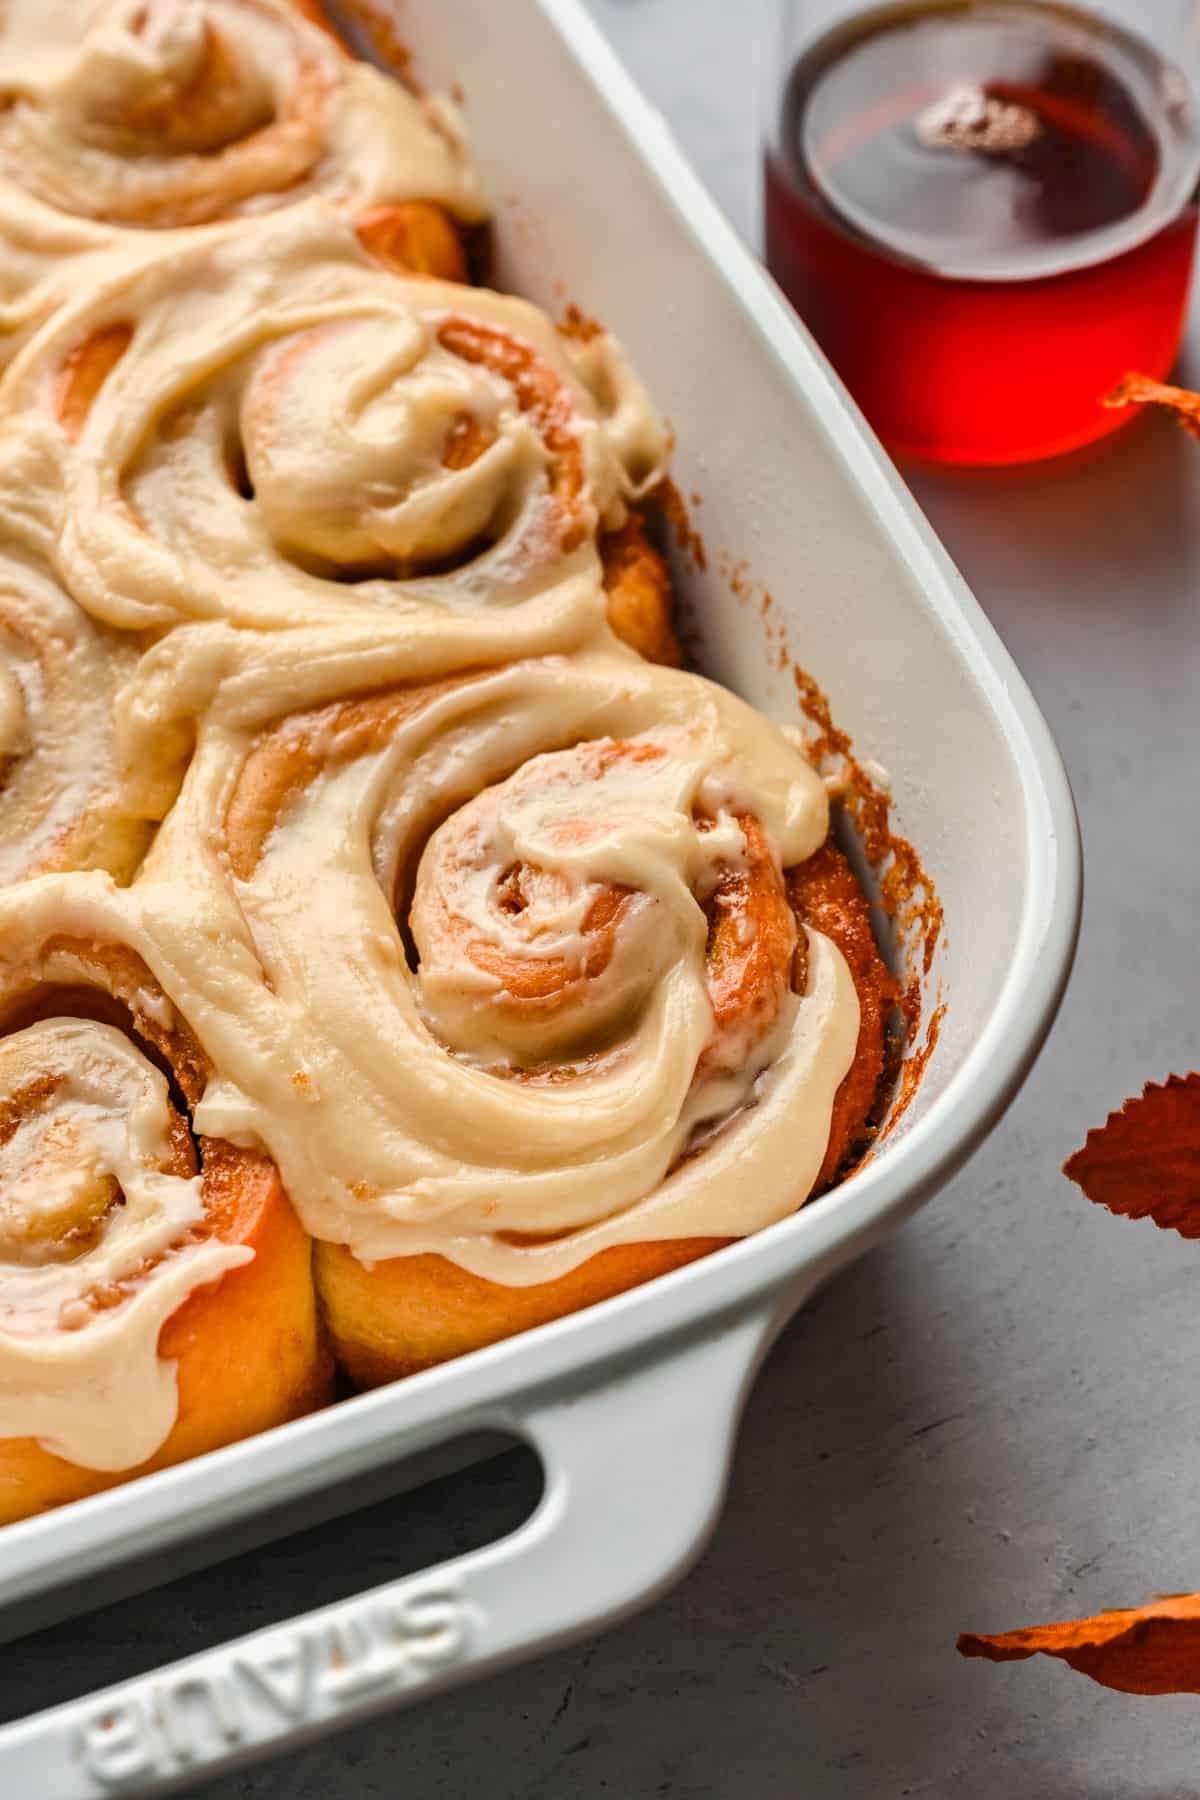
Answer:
764;0;1200;463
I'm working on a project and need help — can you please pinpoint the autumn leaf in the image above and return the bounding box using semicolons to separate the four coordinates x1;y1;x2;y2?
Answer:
965;1084;1200;1695
1104;373;1200;440
959;1595;1200;1695
1063;1073;1200;1237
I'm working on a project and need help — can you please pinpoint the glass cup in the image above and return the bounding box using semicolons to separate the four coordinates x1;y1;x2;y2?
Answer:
763;0;1200;464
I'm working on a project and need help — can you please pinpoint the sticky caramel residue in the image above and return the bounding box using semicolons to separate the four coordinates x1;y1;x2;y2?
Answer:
558;304;605;344
655;475;707;571
795;668;941;953
315;0;416;90
790;658;945;1134
287;0;354;53
600;512;681;667
788;839;899;1186
655;471;946;1153
888;999;945;1140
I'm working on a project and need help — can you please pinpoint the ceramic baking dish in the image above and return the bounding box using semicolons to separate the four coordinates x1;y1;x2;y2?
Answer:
0;2;1081;1792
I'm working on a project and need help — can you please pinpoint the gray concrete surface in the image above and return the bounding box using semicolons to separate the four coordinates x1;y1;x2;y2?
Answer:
8;4;1200;1795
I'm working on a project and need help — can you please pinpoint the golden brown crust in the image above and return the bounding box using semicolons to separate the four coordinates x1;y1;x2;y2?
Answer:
318;832;896;1384
0;944;332;1522
317;1236;725;1383
0;1153;330;1525
356;202;469;282
601;512;681;667
788;839;899;1189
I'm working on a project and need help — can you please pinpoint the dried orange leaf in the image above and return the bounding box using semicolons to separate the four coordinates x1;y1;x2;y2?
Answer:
959;1594;1200;1695
1063;1073;1200;1237
1104;373;1200;441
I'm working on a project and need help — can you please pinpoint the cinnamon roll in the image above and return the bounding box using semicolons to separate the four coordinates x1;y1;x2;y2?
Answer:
128;646;893;1380
0;873;330;1523
0;538;155;885
3;211;673;664
0;0;484;361
0;1;908;1451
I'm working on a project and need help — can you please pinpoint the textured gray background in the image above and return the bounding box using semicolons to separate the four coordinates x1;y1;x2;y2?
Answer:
9;4;1200;1795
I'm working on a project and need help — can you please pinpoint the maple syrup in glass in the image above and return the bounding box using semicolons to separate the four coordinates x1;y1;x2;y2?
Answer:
764;0;1200;463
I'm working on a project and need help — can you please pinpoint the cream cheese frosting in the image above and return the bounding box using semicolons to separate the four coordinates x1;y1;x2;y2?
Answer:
0;533;153;885
0;210;668;651
0;0;484;225
0;883;250;1469
0;9;875;1467
0;0;485;361
0;628;862;1460
120;643;861;1283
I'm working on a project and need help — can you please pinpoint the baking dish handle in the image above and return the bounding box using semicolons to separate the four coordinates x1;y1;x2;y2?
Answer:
0;1289;800;1798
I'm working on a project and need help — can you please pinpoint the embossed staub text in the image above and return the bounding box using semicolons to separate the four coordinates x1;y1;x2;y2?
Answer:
71;1585;472;1789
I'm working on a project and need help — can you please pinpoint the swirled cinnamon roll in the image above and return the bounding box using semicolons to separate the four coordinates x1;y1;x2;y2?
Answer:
0;0;484;360
0;873;330;1522
3;212;674;668
0;539;155;885
129;646;894;1379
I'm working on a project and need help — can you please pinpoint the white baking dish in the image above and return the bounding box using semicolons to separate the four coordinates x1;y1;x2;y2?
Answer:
0;1;1081;1792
